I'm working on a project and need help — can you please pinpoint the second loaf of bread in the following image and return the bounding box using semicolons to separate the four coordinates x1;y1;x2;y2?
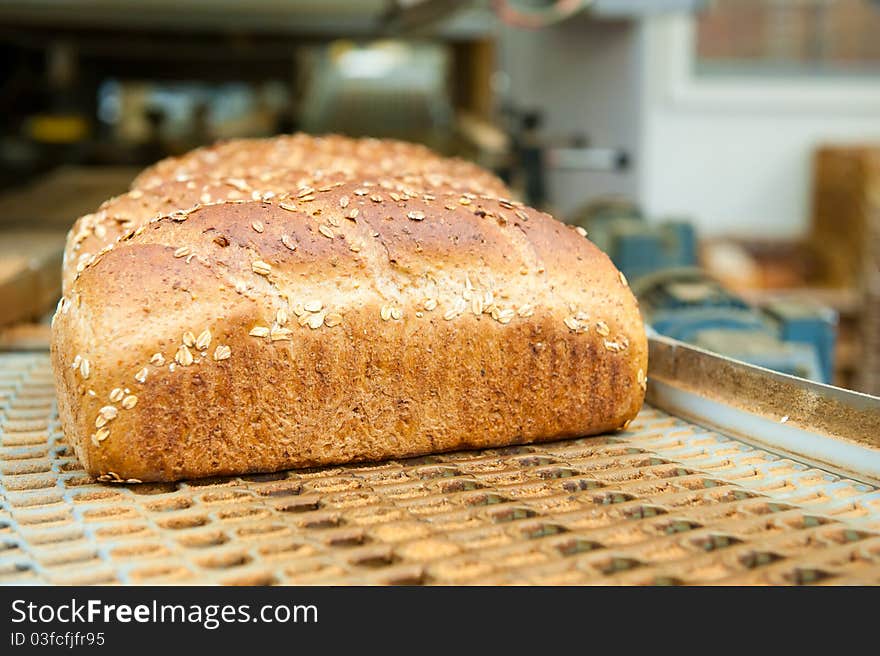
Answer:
51;166;646;483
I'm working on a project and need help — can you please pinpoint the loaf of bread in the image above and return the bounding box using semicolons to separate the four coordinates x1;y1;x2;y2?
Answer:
51;136;646;483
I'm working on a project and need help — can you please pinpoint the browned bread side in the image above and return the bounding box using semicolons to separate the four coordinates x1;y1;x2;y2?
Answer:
51;180;646;482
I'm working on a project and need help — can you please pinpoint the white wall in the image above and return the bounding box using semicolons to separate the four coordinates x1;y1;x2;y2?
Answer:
497;13;880;236
639;15;880;239
496;16;642;218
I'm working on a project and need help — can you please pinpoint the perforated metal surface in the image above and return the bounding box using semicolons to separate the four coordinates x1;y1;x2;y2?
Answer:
3;353;880;585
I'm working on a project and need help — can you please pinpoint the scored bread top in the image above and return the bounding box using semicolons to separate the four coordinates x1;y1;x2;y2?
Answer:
68;179;634;344
65;135;510;294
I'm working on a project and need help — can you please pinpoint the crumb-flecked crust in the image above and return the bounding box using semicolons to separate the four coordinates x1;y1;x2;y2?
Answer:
51;138;646;483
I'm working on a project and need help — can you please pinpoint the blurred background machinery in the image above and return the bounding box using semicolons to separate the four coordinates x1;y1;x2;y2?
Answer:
570;198;837;384
635;268;836;385
2;1;880;590
569;197;697;281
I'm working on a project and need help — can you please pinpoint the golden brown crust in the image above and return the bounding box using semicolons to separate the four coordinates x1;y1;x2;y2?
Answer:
52;135;645;483
63;135;509;294
51;174;646;482
131;135;506;193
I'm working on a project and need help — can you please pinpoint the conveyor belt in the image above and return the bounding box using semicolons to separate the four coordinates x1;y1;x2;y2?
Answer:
2;342;880;585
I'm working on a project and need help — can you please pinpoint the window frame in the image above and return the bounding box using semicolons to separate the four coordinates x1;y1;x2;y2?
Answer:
660;13;880;113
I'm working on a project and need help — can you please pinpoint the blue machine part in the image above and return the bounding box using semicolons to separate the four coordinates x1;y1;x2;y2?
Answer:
633;268;837;384
649;307;768;344
611;221;697;282
764;301;838;388
568;199;697;282
570;201;837;383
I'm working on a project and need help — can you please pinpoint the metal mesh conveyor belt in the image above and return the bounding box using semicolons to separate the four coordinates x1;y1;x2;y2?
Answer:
2;351;880;586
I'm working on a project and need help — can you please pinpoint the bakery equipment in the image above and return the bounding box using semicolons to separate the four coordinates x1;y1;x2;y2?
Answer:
498;109;632;208
635;268;836;384
2;335;879;585
494;0;708;26
0;3;876;587
569;198;697;281
569;199;836;384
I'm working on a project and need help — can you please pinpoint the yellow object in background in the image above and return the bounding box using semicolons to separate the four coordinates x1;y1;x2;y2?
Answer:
26;114;89;144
